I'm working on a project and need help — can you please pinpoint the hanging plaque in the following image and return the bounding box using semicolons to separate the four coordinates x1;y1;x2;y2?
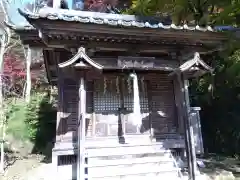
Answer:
118;56;155;69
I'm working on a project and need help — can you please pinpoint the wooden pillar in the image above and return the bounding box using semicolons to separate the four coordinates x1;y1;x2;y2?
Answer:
52;51;61;176
173;78;184;134
177;73;197;180
25;46;32;103
184;80;190;111
77;73;86;180
119;75;125;136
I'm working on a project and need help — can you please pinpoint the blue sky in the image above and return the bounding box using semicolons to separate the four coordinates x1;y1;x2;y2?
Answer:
6;0;32;26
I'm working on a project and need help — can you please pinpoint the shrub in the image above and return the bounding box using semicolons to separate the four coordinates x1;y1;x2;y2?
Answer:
6;99;29;142
6;92;56;154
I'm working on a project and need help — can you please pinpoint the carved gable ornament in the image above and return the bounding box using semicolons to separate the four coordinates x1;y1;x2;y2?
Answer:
58;47;103;69
169;52;213;77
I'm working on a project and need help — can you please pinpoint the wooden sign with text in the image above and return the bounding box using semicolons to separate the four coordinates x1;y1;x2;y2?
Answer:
118;56;155;69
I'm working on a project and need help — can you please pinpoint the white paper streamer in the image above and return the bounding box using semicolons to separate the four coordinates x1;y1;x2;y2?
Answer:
103;76;107;94
130;73;142;127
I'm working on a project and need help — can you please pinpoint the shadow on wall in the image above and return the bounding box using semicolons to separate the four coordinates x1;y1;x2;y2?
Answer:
31;93;57;163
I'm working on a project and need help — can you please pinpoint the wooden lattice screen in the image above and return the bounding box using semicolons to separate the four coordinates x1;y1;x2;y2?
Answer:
94;75;121;113
92;74;149;137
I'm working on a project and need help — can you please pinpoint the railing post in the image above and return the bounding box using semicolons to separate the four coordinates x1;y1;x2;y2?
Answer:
190;107;204;155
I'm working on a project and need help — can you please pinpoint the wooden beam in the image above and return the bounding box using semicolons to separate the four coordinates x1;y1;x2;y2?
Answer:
55;57;179;70
45;38;212;53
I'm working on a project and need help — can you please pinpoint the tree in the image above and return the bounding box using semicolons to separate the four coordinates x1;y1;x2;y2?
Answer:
126;0;240;156
23;47;32;103
127;0;233;25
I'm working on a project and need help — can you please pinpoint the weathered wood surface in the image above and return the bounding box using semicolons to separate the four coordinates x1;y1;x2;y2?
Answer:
56;72;178;141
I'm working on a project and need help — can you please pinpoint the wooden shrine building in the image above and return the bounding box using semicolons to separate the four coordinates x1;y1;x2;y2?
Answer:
7;1;227;180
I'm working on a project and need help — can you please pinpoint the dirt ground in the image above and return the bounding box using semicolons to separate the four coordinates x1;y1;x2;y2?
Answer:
199;155;240;180
0;155;54;180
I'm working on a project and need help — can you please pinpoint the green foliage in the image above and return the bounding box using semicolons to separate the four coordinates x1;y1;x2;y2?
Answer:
190;49;240;156
25;93;44;141
127;0;239;26
126;0;240;157
6;99;28;142
5;93;56;153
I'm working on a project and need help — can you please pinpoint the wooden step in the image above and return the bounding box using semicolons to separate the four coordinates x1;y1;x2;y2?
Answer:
86;166;181;178
87;173;182;180
86;141;165;149
87;162;177;177
85;145;170;157
87;156;174;167
57;164;181;180
85;135;152;148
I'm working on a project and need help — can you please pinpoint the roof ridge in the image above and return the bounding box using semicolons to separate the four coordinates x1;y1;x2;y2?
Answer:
18;7;215;32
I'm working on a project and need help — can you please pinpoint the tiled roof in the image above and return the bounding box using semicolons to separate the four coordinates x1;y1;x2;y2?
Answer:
5;21;34;30
18;7;216;32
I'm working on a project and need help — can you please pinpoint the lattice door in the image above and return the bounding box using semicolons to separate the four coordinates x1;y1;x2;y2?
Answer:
92;74;150;137
93;75;121;137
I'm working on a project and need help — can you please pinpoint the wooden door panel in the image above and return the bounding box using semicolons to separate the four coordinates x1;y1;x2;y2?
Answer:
147;73;177;137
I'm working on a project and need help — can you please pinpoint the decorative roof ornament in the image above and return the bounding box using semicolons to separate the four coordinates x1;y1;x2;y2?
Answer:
169;52;213;76
58;47;103;69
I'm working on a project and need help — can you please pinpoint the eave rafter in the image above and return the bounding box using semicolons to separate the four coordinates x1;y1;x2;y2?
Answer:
169;52;214;77
58;47;103;69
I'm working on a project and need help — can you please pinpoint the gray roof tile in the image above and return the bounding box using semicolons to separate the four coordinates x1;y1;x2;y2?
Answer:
18;7;215;32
